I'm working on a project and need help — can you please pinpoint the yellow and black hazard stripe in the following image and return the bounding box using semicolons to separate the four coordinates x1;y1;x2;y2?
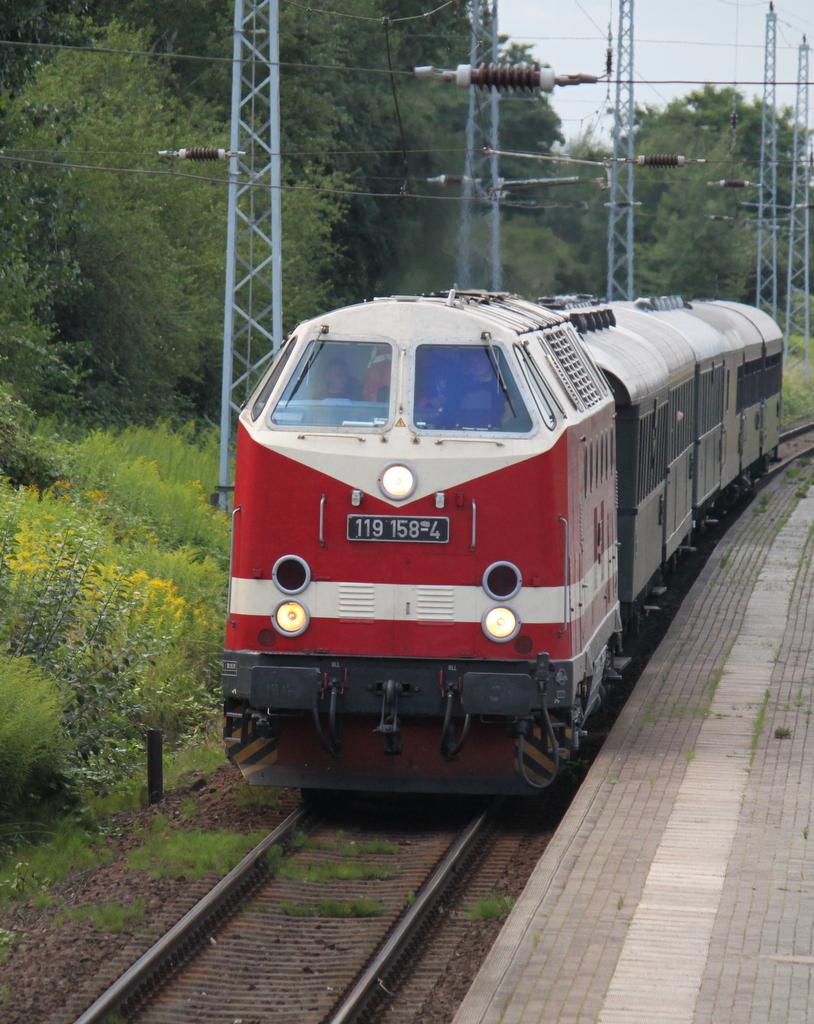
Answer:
223;703;278;781
514;715;571;786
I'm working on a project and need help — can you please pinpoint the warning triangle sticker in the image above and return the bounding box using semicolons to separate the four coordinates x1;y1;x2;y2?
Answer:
395;417;406;427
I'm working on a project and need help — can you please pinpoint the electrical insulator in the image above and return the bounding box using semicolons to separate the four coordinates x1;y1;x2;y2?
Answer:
636;154;686;167
606;48;613;77
461;63;556;93
158;147;242;160
426;174;478;186
415;63;597;93
707;179;755;188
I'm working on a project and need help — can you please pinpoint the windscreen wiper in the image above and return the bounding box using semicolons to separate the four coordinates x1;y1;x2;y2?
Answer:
482;337;517;418
284;338;327;404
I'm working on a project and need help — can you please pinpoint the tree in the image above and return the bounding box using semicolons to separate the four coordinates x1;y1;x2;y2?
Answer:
0;0;89;93
1;21;343;422
632;86;796;303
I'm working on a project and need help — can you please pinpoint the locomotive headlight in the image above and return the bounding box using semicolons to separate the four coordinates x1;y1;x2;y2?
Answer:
483;561;522;600
273;600;310;636
482;605;520;642
272;555;311;595
379;462;416;500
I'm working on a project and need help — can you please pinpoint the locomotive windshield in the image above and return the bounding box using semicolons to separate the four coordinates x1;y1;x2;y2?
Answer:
412;343;532;433
271;340;393;427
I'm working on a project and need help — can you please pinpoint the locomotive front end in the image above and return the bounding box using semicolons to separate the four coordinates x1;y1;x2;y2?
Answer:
223;294;619;794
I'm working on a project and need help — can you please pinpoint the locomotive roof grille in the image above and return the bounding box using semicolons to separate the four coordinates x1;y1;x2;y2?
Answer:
542;327;605;410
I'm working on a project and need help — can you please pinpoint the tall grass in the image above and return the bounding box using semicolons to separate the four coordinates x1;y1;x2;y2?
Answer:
782;364;814;427
0;423;230;825
65;424;229;560
0;656;67;816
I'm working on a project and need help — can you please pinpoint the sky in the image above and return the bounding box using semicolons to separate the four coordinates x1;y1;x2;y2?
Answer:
492;0;814;146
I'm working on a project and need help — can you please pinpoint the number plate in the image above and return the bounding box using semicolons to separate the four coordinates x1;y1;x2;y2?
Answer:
347;515;449;543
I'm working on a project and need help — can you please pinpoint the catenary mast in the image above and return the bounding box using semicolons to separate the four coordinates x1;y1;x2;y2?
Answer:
785;37;810;378
218;0;283;506
457;0;502;290
606;0;635;302
756;2;778;319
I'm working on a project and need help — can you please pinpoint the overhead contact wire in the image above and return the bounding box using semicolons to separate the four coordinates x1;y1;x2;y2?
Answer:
382;17;410;194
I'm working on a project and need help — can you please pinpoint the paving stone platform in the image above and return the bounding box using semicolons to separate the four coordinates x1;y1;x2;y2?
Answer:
454;467;814;1024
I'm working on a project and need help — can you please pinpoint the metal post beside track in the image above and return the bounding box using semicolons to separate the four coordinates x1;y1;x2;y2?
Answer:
146;729;163;805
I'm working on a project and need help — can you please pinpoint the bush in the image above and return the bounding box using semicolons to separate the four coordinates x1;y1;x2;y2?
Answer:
0;422;228;802
782;364;814;427
0;655;68;820
65;424;228;560
0;384;61;490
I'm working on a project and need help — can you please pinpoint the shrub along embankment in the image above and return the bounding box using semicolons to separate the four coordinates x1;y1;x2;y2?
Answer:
0;421;228;832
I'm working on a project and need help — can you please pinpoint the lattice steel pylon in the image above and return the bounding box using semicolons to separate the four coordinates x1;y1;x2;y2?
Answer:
785;37;810;377
457;0;501;291
219;0;283;504
606;0;635;302
756;2;778;319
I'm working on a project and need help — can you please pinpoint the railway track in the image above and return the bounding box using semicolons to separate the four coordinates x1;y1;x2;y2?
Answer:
70;794;560;1024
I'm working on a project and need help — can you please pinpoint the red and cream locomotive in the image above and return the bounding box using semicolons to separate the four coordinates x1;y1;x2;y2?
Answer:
222;290;781;794
223;291;619;794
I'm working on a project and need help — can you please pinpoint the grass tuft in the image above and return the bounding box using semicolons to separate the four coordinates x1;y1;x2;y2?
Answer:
339;840;399;857
58;896;145;933
279;901;314;917
466;892;515;921
317;897;385;918
234;785;280;810
278;859;396;883
126;820;267;880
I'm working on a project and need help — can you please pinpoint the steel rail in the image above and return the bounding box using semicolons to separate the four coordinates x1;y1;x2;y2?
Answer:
759;424;814;492
779;417;814;444
72;802;311;1024
325;802;496;1024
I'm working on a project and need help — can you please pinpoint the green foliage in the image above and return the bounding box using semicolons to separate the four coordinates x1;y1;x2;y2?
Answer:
0;15;348;420
0;818;113;907
338;839;399;857
0;1;88;92
278;896;385;917
466;892;515;921
782;365;814;426
65;425;228;558
0;928;20;966
234;784;281;810
0;385;61;489
279;901;314;917
633;87;795;302
163;738;226;790
126;817;266;879
2;22;229;423
0;656;69;819
58;895;145;932
0;423;227;810
278;859;397;882
316;897;385;918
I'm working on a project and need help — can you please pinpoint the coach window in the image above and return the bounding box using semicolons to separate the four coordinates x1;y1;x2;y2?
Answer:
412;343;533;433
271;339;393;428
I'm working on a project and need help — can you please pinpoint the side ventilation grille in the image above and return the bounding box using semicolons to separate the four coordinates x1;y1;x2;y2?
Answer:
542;327;605;410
